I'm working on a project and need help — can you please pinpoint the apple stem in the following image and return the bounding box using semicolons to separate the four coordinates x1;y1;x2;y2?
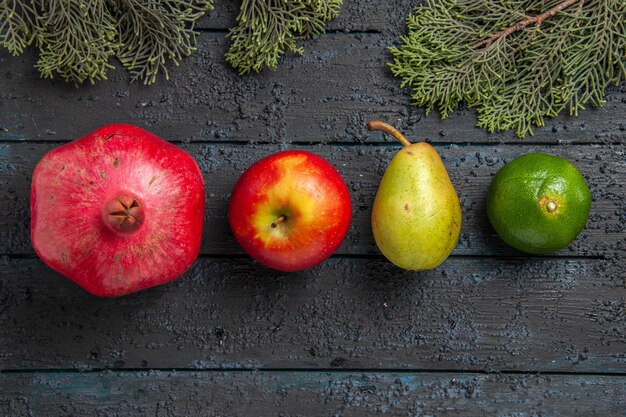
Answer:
271;215;287;229
366;121;412;147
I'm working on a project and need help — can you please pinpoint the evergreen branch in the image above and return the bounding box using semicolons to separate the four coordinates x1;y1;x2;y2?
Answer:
0;0;213;85
225;0;342;75
34;0;119;85
0;0;37;55
114;0;214;85
473;0;582;49
300;0;342;37
1;0;340;83
390;0;626;138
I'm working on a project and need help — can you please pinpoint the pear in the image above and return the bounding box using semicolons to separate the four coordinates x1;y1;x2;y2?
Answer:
367;121;461;270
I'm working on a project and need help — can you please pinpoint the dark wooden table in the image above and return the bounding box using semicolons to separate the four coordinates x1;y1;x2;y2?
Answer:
1;1;625;415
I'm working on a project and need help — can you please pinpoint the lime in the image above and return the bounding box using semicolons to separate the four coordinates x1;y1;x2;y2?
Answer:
486;153;591;254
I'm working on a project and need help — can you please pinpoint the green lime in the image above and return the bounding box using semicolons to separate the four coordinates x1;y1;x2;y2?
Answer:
486;153;591;254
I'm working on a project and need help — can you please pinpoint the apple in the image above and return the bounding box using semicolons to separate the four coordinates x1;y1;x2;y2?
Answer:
228;150;352;272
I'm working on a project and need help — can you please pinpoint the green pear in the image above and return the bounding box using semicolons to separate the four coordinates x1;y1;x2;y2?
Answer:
367;121;461;270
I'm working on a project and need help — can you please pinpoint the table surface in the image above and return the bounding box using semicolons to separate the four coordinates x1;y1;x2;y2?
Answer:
1;1;625;415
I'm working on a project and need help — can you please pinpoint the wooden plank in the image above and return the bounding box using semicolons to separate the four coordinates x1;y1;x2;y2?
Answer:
197;0;417;32
1;371;625;416
1;256;624;372
2;34;624;145
1;143;623;257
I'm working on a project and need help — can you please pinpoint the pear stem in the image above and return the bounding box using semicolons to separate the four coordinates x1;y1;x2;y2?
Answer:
271;215;287;229
366;121;412;147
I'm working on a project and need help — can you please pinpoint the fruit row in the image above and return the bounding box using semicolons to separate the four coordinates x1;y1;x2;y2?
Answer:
30;123;591;297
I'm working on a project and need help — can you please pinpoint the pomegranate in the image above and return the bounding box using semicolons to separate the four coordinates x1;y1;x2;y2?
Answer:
30;124;205;297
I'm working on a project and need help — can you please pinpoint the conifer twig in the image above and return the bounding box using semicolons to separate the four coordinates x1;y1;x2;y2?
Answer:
226;0;342;75
390;0;625;138
0;0;214;85
474;0;583;49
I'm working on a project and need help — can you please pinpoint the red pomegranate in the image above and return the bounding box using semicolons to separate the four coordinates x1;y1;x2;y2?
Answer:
30;124;205;297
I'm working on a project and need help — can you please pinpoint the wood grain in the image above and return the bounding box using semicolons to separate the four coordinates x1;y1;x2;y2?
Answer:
198;0;417;32
1;143;623;257
1;33;624;145
1;371;625;416
1;256;624;372
1;2;624;413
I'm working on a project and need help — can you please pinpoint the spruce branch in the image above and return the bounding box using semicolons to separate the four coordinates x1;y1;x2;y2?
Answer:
226;0;342;75
390;0;626;138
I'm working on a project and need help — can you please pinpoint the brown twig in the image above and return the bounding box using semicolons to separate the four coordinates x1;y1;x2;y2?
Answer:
473;0;583;49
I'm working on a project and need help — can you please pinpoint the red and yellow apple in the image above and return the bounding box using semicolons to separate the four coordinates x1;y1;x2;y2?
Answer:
228;150;352;272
